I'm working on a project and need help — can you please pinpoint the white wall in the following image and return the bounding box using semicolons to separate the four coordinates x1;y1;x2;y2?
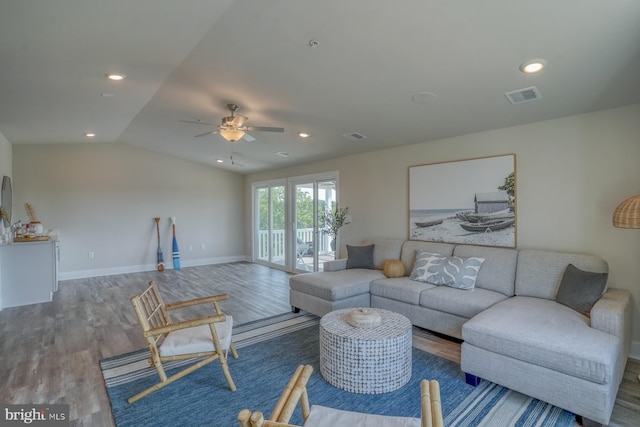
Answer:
13;143;246;279
246;104;640;347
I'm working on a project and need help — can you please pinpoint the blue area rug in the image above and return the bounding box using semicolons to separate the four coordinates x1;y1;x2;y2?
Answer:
100;312;577;426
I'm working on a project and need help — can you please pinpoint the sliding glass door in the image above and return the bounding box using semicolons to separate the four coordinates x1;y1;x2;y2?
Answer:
253;173;337;272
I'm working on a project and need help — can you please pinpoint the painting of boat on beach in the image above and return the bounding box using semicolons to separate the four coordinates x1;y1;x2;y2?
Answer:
409;154;516;248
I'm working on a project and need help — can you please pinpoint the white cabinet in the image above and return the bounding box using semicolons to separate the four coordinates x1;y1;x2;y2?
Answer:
0;240;58;309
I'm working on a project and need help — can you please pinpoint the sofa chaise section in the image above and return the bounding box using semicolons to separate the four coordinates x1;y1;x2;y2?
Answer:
461;249;631;425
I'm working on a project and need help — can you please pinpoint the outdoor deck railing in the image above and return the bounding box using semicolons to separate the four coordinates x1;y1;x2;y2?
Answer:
257;228;329;260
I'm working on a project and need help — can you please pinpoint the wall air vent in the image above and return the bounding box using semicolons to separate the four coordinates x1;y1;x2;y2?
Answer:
505;86;541;104
343;131;368;141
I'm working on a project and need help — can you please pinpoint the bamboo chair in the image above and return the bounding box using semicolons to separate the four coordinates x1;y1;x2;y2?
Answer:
128;281;239;403
238;365;444;427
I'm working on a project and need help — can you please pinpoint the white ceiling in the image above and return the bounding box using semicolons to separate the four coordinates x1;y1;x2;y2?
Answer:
2;0;640;173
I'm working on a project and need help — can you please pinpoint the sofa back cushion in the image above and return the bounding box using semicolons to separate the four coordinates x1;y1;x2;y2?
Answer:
400;241;454;276
515;249;608;300
453;245;518;296
363;239;404;270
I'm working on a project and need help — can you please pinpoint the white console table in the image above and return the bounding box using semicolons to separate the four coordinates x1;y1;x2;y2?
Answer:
0;239;59;309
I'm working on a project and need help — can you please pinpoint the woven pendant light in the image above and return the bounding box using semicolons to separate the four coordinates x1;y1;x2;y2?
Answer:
612;194;640;229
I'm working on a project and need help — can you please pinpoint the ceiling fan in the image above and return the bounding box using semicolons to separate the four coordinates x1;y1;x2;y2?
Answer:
180;103;284;142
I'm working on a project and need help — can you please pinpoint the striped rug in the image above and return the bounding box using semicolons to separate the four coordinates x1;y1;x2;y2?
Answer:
101;312;578;426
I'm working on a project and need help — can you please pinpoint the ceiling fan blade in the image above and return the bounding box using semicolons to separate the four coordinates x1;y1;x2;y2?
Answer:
242;133;256;142
245;126;284;133
180;120;214;126
194;130;218;137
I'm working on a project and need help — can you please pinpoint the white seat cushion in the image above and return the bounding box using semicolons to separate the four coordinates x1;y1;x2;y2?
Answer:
159;315;233;357
304;405;420;427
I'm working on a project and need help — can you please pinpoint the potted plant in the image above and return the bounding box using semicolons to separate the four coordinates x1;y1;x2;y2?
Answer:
320;203;350;253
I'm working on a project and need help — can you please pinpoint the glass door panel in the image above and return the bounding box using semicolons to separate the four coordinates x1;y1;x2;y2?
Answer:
293;179;336;272
256;185;285;267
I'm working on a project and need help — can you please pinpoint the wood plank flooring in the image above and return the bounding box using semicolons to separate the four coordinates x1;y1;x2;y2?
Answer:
0;261;638;426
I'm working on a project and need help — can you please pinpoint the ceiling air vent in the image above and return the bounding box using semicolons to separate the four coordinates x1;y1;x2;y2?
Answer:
343;131;368;141
504;86;541;104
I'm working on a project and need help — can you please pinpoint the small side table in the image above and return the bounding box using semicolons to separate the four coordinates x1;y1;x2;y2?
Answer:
319;308;412;394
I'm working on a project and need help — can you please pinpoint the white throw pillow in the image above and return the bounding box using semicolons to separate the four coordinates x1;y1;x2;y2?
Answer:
410;251;484;290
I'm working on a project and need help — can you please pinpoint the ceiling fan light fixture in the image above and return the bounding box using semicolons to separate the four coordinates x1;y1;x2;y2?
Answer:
220;128;245;142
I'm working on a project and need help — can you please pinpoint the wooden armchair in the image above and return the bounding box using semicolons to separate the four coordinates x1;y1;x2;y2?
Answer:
128;281;238;403
238;365;444;427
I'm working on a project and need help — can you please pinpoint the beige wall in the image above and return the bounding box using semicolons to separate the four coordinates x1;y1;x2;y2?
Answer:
13;143;245;278
246;104;640;345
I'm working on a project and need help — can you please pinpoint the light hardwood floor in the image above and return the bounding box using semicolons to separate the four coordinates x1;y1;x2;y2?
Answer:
0;262;638;426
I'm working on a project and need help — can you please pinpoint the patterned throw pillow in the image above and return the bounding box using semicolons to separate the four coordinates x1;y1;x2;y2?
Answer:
410;251;485;290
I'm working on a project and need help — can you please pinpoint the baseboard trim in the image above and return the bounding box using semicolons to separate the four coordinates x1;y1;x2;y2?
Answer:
58;255;249;280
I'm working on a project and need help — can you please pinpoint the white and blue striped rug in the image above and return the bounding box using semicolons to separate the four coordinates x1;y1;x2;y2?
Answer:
101;312;577;426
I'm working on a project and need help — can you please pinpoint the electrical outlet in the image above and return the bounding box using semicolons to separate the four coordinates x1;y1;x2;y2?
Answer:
201;244;206;251
88;251;94;259
188;244;193;251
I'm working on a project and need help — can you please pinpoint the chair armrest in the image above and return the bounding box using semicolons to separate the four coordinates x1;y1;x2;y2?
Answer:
591;288;631;342
323;258;347;271
165;293;229;311
144;313;226;337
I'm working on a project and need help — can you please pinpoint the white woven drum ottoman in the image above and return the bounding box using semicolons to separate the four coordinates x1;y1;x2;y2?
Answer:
319;308;412;394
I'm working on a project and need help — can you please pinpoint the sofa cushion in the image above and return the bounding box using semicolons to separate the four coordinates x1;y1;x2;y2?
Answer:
515;249;608;300
462;296;619;385
370;277;435;305
555;264;608;317
289;269;385;301
453;245;517;296
400;241;454;276
419;286;508;319
346;244;375;269
363;239;404;270
409;251;484;290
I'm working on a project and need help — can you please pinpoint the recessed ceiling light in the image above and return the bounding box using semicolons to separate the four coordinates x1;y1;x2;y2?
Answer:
84;132;96;137
298;132;310;138
105;73;126;81
519;59;546;74
216;159;224;163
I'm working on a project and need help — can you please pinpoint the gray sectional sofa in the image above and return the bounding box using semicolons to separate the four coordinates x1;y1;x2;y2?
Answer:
288;238;631;425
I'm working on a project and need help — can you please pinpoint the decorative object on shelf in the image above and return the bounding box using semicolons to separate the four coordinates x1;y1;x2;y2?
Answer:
346;308;382;328
320;203;350;252
612;193;640;383
383;259;405;278
24;202;45;235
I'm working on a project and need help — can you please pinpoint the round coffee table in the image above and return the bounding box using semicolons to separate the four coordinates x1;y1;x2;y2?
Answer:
319;308;412;394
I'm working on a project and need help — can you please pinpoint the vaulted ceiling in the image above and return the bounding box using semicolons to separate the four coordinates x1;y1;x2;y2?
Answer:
2;1;640;173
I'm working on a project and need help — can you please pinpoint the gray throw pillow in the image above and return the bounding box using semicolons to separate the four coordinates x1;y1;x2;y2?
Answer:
346;244;375;269
555;264;607;317
410;251;484;290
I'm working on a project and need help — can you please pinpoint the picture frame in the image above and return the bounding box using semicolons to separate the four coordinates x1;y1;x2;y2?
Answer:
409;154;516;248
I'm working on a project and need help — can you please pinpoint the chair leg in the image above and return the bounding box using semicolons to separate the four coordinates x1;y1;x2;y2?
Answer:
230;341;239;359
128;354;219;403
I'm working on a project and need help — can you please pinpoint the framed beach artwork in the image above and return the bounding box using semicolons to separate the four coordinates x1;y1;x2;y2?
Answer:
409;154;516;248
